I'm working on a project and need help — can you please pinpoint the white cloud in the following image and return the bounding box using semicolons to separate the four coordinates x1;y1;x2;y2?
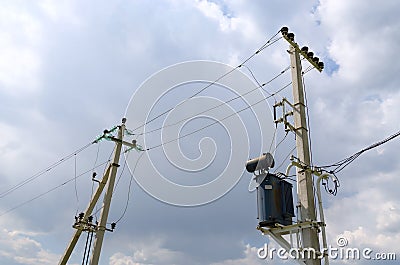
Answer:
0;1;399;265
195;0;258;39
0;229;59;265
316;0;400;86
325;184;400;255
0;3;43;95
209;244;266;265
109;237;191;265
110;241;292;265
38;0;82;25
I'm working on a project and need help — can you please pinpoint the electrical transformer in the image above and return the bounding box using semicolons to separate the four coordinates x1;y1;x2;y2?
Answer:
257;173;294;227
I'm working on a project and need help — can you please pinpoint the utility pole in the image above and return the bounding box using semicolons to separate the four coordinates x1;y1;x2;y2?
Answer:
89;119;125;264
286;29;321;265
281;27;324;265
257;27;326;264
59;118;139;265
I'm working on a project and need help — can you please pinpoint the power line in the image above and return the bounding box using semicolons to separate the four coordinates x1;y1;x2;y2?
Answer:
242;64;290;100
242;64;289;156
113;152;128;193
131;31;283;134
94;145;116;221
302;71;313;167
270;132;289;154
0;160;110;217
146;82;292;151
115;152;145;224
74;154;79;215
0;142;95;199
321;130;400;173
137;66;291;136
90;142;102;204
274;146;296;173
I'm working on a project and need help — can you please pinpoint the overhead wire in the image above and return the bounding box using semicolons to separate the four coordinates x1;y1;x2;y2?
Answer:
115;152;145;224
131;31;283;134
240;64;290;155
0;141;95;199
274;146;296;173
136;65;291;137
146;82;292;151
90;142;102;201
113;150;129;193
302;70;313;167
0;160;110;217
270;132;289;154
94;145;116;221
302;68;319;214
74;154;79;215
320;130;400;174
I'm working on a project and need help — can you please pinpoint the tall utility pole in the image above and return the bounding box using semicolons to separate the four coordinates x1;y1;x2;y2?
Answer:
288;35;321;265
259;27;325;264
59;118;139;265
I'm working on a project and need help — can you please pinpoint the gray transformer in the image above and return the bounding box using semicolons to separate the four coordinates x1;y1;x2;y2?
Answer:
257;173;295;227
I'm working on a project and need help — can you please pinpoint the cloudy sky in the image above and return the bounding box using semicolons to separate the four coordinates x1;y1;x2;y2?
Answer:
1;0;400;264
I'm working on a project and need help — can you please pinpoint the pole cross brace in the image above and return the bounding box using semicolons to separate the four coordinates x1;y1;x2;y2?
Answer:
257;221;325;237
257;222;326;265
73;221;98;233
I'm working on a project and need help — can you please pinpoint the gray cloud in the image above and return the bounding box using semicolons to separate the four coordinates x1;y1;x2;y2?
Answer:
0;1;399;265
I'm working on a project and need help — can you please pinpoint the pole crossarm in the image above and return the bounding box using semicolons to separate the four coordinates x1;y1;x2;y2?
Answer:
280;27;324;72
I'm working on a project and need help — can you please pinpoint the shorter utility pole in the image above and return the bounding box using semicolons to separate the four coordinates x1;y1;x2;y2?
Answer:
59;118;139;265
89;119;125;264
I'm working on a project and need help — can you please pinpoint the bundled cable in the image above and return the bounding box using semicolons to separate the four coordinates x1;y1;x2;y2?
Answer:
321;130;400;174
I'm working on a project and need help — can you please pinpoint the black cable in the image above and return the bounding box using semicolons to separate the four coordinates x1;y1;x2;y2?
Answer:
146;82;292;151
270;132;289;154
90;142;101;202
113;151;128;193
301;72;318;216
268;127;278;153
0;160;110;217
131;31;283;134
94;146;115;221
85;232;94;265
82;231;90;265
273;146;296;173
115;152;145;224
241;64;290;156
321;130;400;173
0;141;94;199
302;72;313;167
74;154;79;215
242;64;290;99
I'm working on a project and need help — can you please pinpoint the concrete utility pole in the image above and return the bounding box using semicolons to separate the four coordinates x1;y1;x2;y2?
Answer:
59;118;139;265
89;120;125;264
289;41;321;265
283;27;324;265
